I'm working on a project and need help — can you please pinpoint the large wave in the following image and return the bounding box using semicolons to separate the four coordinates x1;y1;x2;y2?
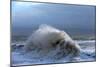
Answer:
11;25;95;66
23;24;80;58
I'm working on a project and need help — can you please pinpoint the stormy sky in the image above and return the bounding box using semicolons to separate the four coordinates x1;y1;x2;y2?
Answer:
12;1;96;36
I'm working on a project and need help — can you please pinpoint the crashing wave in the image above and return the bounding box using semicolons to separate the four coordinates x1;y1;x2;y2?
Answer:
21;24;80;59
11;25;96;66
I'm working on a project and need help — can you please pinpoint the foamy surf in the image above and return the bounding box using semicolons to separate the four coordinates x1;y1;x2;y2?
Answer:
11;40;95;66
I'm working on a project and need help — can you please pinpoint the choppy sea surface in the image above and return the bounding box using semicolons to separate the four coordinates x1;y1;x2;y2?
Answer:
11;40;96;66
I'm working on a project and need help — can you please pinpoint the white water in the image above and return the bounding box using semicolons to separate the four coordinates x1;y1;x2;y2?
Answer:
11;40;96;66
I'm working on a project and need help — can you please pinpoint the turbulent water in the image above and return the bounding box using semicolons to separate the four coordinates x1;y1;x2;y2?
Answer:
11;40;96;66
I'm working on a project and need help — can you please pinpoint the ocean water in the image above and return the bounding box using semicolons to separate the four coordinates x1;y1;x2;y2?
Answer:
11;40;96;66
11;2;96;66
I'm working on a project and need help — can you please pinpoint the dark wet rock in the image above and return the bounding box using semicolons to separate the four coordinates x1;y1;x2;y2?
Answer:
11;43;24;51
